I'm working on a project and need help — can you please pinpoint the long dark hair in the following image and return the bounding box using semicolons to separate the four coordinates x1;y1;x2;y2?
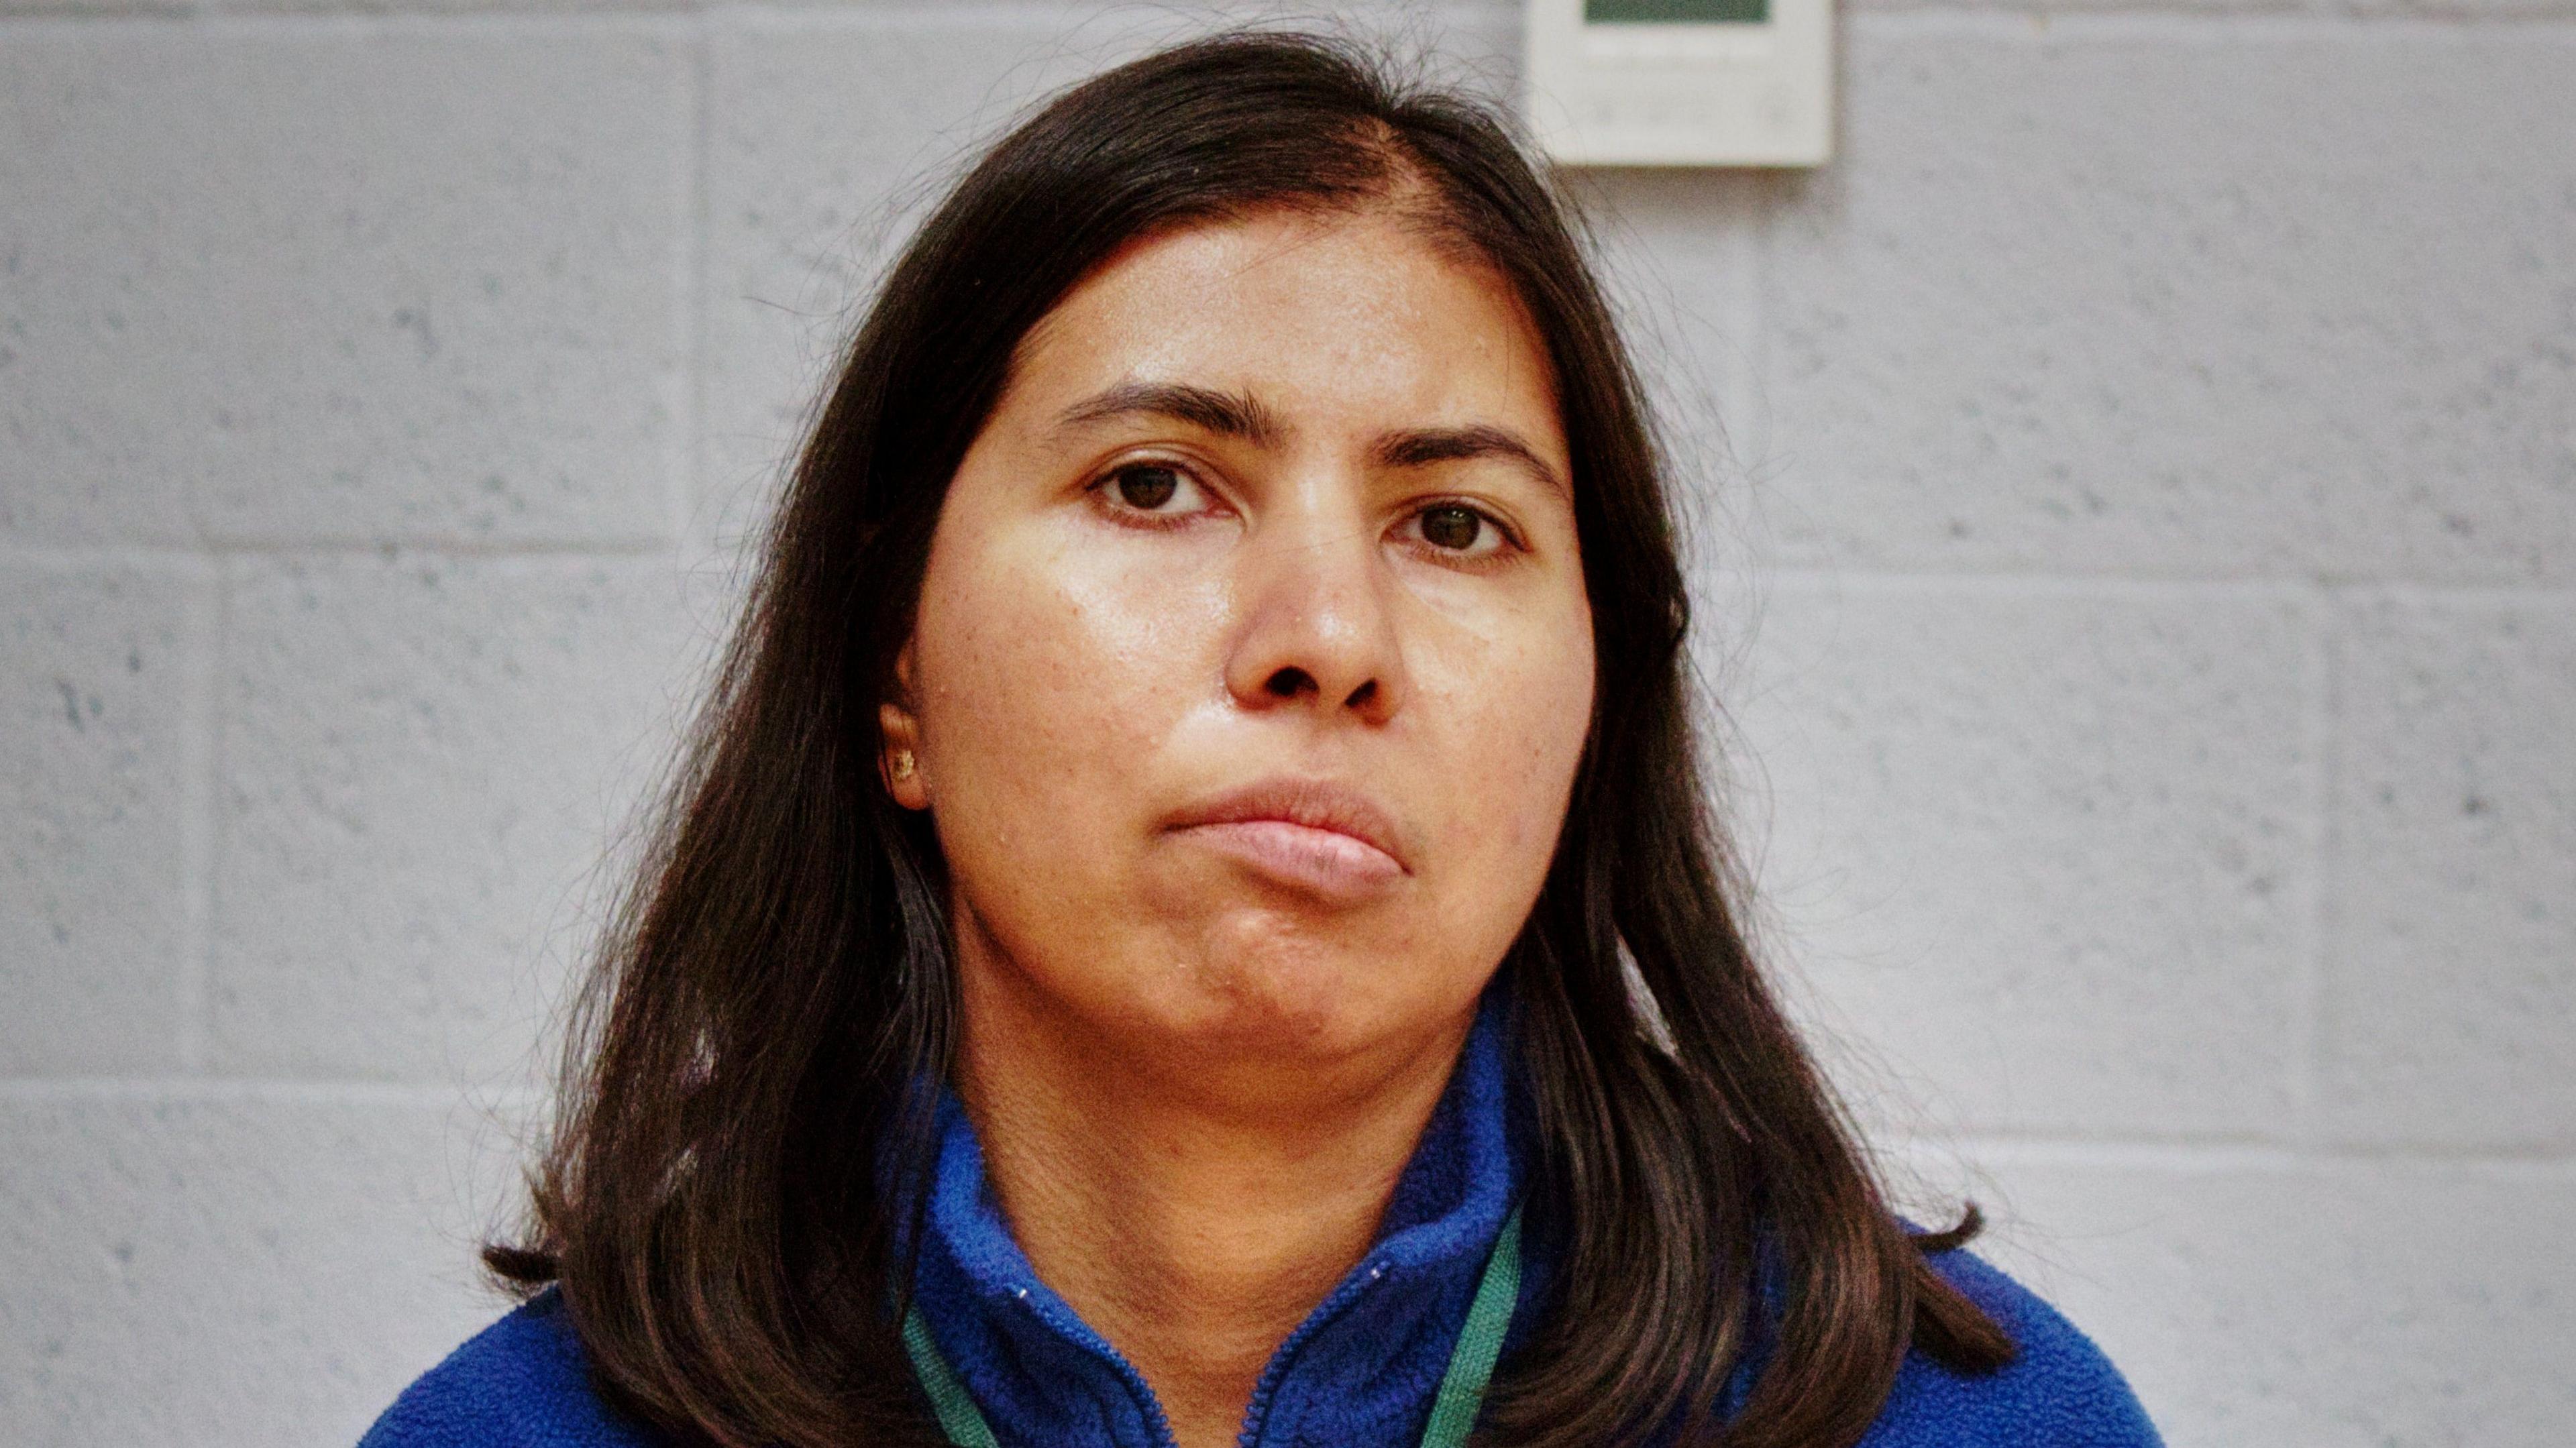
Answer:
489;30;2012;1448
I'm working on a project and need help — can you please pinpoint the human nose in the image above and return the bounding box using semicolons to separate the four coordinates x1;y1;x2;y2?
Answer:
1220;505;1408;727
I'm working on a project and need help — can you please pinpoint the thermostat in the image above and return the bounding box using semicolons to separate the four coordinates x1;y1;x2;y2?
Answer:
1522;0;1833;168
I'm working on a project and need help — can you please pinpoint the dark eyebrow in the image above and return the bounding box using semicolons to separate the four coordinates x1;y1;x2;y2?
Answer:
1055;381;1287;448
1373;425;1569;500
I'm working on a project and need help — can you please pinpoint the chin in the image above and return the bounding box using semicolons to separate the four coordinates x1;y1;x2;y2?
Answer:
1150;926;1466;1068
1181;962;1375;1054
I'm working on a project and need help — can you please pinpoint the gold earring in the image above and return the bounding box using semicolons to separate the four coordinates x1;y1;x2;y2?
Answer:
890;748;916;783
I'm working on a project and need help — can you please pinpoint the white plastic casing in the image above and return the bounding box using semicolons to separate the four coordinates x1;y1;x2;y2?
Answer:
1522;0;1833;167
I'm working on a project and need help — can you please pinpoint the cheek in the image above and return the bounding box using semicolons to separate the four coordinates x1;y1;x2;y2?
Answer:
1416;604;1597;917
910;526;1215;891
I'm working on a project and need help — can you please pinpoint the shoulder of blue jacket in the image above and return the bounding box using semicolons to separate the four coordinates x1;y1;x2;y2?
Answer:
1860;1246;2165;1447
357;1288;659;1448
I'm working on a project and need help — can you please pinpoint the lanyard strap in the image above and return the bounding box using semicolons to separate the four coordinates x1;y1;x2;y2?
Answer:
904;1204;1524;1448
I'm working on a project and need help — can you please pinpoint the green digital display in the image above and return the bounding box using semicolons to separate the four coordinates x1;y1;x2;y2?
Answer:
1586;0;1768;21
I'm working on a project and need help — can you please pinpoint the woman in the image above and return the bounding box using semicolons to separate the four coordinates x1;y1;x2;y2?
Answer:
363;32;2159;1448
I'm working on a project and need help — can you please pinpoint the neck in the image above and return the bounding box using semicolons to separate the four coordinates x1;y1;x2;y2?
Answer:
952;940;1474;1448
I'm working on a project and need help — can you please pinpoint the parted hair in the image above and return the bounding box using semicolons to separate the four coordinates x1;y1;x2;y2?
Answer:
487;29;2014;1448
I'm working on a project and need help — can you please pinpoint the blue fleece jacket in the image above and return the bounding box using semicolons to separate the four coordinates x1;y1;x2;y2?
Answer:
361;1005;2161;1448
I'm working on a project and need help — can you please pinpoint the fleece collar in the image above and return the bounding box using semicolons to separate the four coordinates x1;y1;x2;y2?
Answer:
906;992;1524;1448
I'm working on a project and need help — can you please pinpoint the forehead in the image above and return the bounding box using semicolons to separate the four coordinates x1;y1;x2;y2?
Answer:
999;207;1562;451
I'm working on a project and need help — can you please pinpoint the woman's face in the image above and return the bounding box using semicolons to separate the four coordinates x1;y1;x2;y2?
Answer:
886;205;1595;1089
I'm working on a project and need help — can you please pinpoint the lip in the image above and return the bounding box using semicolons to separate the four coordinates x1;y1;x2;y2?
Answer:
1163;777;1412;903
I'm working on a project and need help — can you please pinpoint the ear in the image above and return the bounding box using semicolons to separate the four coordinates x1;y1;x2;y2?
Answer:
877;639;931;812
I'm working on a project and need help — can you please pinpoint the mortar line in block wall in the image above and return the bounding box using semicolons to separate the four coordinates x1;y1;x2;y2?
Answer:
0;540;680;568
1723;171;1770;536
614;1;1530;30
1759;567;2576;602
1691;169;1773;667
0;9;702;38
0;3;191;23
0;1076;553;1109
1758;567;2325;602
2324;578;2576;608
174;553;223;1075
1846;9;2576;40
1935;1132;2576;1176
200;537;673;560
2286;580;2334;1146
676;15;710;553
0;3;1513;36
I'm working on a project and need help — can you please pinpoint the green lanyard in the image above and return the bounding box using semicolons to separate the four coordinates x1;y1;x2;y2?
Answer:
904;1205;1524;1448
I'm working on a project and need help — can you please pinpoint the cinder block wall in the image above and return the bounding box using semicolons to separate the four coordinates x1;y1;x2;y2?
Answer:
3;1;2569;1443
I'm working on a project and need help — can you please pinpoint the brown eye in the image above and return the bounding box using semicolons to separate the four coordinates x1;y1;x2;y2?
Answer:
1114;465;1182;510
1419;505;1483;551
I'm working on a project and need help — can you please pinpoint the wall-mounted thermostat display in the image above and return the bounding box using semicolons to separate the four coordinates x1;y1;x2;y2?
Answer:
1523;0;1832;167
